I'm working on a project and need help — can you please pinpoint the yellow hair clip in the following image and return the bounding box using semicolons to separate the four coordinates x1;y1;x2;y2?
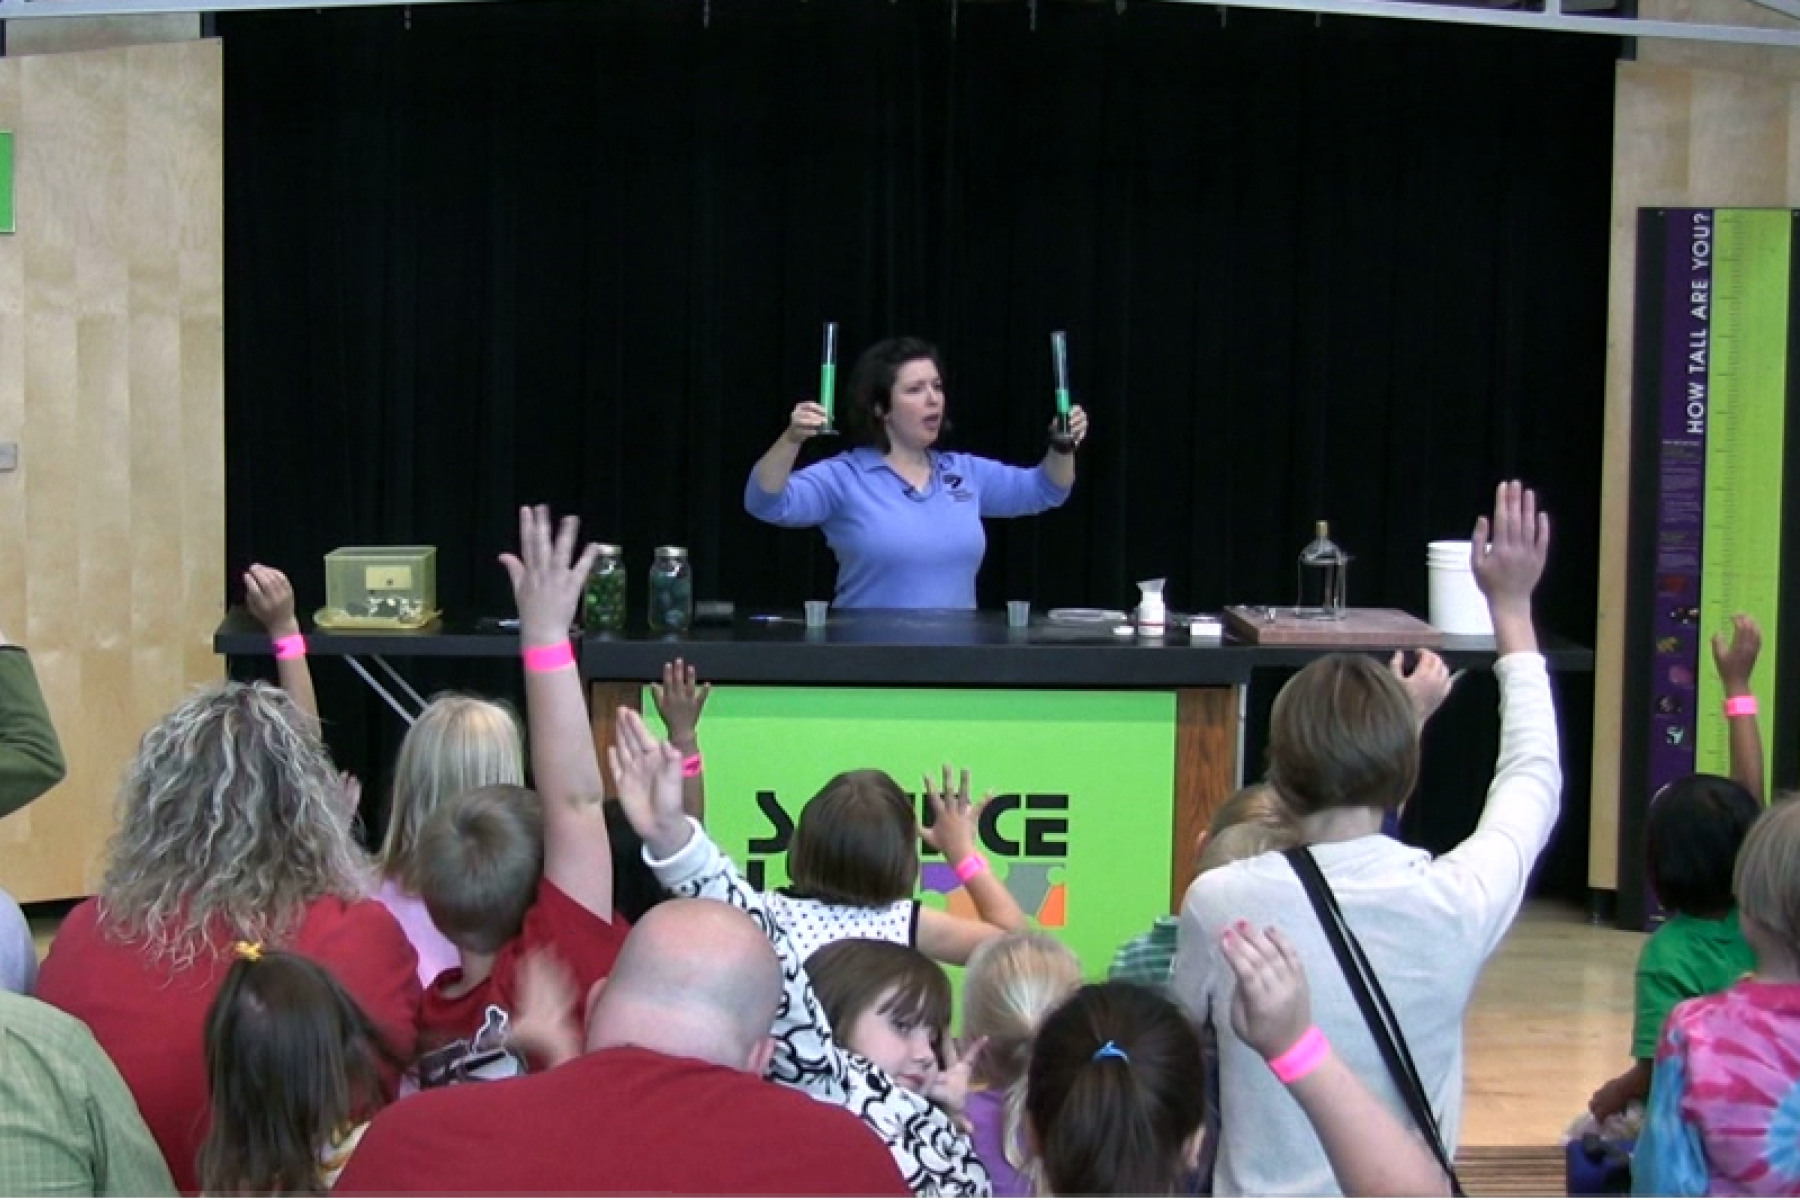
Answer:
234;940;263;963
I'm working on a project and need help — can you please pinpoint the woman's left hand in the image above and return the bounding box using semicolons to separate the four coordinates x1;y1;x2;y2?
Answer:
1050;405;1089;449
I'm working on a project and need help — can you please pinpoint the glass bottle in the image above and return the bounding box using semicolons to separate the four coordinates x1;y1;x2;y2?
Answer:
1295;520;1348;620
582;544;626;633
647;546;693;633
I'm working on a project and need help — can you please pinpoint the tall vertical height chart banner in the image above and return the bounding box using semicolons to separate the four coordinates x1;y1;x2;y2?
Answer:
645;686;1177;980
1622;208;1798;930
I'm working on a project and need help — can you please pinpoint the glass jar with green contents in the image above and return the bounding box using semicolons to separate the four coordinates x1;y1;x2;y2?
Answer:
582;544;627;633
647;546;693;633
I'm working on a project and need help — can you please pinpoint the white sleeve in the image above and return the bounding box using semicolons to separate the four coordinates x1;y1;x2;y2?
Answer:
1431;652;1563;956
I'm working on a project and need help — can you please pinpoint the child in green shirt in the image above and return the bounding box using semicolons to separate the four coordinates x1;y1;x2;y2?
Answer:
1588;614;1765;1122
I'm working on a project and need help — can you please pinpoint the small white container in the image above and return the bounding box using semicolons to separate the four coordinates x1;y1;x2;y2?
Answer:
1427;541;1492;635
1135;577;1167;636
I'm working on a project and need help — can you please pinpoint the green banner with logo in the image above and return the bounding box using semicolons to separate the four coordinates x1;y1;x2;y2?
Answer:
646;686;1177;980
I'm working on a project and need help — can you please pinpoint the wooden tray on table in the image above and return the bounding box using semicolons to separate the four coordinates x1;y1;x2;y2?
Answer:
1224;606;1444;648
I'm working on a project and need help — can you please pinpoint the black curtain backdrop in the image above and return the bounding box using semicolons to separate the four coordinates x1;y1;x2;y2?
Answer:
219;0;1614;898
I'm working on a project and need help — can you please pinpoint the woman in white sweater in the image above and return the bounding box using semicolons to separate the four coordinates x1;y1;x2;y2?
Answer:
1173;481;1560;1197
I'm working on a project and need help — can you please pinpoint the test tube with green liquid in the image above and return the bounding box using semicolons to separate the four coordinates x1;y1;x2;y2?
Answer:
819;321;839;436
1050;330;1074;445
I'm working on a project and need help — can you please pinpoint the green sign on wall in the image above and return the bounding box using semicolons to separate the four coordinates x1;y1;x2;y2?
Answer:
646;685;1178;980
0;131;13;235
1695;210;1787;787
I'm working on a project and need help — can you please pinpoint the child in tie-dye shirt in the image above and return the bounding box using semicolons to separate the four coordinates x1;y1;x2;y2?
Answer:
1634;798;1800;1197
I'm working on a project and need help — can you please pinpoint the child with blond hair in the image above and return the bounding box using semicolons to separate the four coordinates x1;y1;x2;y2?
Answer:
1634;797;1800;1195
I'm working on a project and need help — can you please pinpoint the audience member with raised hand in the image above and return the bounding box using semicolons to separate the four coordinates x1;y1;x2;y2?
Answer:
961;931;1083;1196
334;899;910;1196
1712;613;1766;805
35;682;419;1192
770;764;1025;968
1;613;67;995
651;657;711;818
1587;617;1767;1126
1634;798;1800;1197
244;563;319;725
199;944;406;1195
1390;648;1458;731
1221;921;1451;1196
1174;480;1560;1197
1586;773;1759;1124
609;706;993;1196
413;504;628;1056
243;561;526;989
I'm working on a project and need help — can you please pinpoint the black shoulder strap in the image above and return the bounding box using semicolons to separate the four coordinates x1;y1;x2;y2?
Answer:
1283;846;1465;1196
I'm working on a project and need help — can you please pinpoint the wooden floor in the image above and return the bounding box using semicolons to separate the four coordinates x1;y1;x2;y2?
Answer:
1462;898;1641;1148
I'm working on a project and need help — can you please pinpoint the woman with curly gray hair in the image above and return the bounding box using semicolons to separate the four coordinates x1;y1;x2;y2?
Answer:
36;681;420;1193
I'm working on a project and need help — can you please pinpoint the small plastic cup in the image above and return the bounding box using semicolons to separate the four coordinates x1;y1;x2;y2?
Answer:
1007;600;1032;629
805;600;830;628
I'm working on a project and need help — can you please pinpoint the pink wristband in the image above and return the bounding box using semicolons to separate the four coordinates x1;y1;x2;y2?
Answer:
521;641;575;673
682;754;704;778
1725;695;1758;718
1267;1026;1330;1084
954;853;989;884
272;634;306;661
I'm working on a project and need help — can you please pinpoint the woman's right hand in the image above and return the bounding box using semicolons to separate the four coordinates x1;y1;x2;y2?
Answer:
785;401;830;444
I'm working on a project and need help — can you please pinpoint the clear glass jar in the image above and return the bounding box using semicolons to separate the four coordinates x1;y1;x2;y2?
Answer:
1295;520;1348;620
582;544;626;633
647;546;693;633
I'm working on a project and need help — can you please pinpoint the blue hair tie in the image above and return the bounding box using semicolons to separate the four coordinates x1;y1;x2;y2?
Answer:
1091;1040;1130;1064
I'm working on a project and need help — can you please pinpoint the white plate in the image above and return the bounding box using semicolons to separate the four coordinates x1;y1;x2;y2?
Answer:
1047;607;1130;626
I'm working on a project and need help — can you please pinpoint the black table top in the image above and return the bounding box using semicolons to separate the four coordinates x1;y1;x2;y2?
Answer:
215;607;1595;688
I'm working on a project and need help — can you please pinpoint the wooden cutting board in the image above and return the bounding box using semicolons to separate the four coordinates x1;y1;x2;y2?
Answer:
1224;606;1445;648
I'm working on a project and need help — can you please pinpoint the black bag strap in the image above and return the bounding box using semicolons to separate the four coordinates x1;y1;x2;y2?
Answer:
1283;846;1465;1196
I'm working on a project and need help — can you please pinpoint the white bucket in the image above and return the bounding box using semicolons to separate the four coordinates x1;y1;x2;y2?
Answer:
1427;541;1493;635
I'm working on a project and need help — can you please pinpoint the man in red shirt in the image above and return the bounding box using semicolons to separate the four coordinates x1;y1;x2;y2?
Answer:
336;898;909;1196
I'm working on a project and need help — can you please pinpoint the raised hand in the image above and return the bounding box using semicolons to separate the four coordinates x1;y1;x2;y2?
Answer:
1222;921;1313;1064
335;771;363;824
926;1034;988;1127
785;401;831;444
1470;481;1550;615
606;707;689;858
498;505;601;647
243;564;301;637
1711;613;1762;695
651;658;712;749
919;765;989;864
1389;649;1458;726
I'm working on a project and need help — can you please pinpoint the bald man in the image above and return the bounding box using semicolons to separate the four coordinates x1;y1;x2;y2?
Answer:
335;899;908;1196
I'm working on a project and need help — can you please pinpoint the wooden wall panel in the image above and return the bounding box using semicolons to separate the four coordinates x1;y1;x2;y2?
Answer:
0;39;223;902
1595;41;1800;891
1172;687;1241;911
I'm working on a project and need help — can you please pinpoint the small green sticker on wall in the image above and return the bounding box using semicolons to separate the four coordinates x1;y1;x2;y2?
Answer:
0;132;12;234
